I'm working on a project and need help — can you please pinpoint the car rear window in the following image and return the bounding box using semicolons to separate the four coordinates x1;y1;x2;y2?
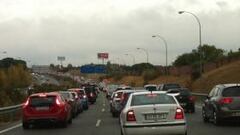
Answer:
131;94;176;106
222;86;240;97
145;86;157;91
163;84;181;91
60;92;70;99
30;96;56;107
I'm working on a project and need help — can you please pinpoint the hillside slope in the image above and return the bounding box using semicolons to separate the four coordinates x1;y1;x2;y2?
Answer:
192;60;240;93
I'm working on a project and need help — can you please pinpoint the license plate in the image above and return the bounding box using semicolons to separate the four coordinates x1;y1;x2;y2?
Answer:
145;113;167;120
35;107;49;111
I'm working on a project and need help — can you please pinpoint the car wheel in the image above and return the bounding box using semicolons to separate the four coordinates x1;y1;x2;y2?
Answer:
191;107;195;113
213;111;221;126
22;122;29;129
68;116;72;124
202;108;209;122
61;120;68;128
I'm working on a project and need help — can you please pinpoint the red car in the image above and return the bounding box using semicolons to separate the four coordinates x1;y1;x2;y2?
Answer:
22;92;72;129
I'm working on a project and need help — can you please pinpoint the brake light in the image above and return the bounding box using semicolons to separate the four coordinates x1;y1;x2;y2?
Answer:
90;93;93;97
189;96;195;102
39;94;47;97
175;108;184;120
56;98;61;105
219;97;233;104
127;110;136;122
24;99;29;106
83;95;87;98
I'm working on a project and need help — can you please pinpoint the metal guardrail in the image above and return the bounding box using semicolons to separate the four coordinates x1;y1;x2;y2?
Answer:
0;104;23;125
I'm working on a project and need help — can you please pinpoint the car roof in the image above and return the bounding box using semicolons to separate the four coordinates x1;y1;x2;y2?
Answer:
131;91;167;96
116;89;147;93
144;84;157;87
217;84;240;88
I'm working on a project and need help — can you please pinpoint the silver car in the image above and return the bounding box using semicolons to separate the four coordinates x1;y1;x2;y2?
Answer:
120;91;187;135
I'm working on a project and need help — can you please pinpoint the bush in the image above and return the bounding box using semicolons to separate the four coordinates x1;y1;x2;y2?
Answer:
191;70;201;81
143;69;159;82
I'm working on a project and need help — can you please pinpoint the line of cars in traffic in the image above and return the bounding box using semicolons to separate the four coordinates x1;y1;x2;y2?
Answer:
105;83;240;135
22;84;99;129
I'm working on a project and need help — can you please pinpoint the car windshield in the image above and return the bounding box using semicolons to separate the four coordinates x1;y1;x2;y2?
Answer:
131;94;176;106
222;86;240;97
30;96;56;107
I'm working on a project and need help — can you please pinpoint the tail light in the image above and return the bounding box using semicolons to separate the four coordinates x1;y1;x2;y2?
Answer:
175;108;184;120
24;98;29;107
189;96;195;102
127;110;136;122
219;97;233;104
56;98;61;105
83;95;87;98
90;93;93;97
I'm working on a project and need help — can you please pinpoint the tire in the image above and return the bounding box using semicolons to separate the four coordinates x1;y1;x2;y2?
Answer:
61;120;68;128
68;116;72;124
190;107;195;113
202;108;209;123
22;122;29;129
213;111;221;126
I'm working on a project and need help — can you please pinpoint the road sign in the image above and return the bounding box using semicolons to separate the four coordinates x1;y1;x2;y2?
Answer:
80;65;106;74
98;53;109;59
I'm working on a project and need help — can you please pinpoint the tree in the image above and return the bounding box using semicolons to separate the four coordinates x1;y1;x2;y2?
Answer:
67;64;73;69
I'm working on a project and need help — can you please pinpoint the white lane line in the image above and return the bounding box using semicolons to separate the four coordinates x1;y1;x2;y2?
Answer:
102;108;105;112
103;104;106;107
0;123;22;134
96;119;102;127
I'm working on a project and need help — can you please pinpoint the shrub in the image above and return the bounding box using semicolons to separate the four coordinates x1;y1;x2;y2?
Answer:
142;69;159;82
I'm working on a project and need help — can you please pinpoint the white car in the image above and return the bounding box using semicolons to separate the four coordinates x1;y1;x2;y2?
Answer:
120;91;187;135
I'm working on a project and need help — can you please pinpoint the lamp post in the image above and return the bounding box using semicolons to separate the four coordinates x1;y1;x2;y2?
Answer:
125;53;135;65
137;48;149;63
152;35;168;75
178;10;203;74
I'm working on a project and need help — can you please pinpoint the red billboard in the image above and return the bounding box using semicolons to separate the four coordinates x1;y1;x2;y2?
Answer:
98;53;109;59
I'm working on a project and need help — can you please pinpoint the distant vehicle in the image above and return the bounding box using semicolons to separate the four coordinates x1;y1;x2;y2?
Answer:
167;88;195;113
158;83;181;91
22;92;72;129
69;91;83;113
68;88;89;110
144;84;158;91
84;86;97;104
120;91;187;135
202;84;240;125
106;84;119;99
59;91;78;118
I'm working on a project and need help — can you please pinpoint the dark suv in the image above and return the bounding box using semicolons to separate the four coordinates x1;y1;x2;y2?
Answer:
202;84;240;125
158;83;181;91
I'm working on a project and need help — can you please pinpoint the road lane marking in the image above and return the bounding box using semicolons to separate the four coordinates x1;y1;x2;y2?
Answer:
96;119;102;127
0;123;22;134
103;104;106;107
102;108;105;112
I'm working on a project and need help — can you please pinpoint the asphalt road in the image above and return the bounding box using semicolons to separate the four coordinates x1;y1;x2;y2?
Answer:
1;93;240;135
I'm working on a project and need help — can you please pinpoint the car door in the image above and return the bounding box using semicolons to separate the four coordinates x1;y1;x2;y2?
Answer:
204;87;217;117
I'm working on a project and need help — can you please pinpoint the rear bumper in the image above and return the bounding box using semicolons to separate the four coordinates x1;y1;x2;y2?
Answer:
219;110;240;121
122;122;186;135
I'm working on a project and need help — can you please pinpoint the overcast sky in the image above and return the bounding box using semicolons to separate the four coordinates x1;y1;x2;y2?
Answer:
0;0;240;66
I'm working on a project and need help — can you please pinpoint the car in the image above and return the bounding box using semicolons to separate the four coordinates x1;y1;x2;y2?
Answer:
106;84;119;99
59;91;78;118
22;92;72;129
202;84;240;125
144;84;158;91
84;86;97;104
167;88;195;113
69;91;83;113
68;88;89;110
158;83;181;91
120;91;187;135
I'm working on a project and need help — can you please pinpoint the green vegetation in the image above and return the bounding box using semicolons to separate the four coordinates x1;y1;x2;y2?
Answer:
0;58;31;107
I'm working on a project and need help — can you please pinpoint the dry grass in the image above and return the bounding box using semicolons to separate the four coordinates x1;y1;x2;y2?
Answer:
192;60;240;93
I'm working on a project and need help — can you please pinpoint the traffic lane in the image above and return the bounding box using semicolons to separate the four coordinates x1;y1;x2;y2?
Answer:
187;106;240;135
1;95;105;135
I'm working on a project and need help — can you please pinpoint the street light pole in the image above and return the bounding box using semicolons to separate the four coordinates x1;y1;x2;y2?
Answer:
178;10;203;74
125;53;135;65
137;48;149;63
152;35;168;75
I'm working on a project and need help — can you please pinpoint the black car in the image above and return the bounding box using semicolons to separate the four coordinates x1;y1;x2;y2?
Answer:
202;84;240;125
84;86;97;104
168;88;195;113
